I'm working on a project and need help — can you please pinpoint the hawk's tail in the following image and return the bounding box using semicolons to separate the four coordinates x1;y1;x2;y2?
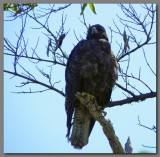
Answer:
70;105;92;149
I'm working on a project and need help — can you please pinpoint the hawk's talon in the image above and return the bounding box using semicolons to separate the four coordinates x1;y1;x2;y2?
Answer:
96;105;107;117
81;92;95;101
102;110;107;117
76;92;107;116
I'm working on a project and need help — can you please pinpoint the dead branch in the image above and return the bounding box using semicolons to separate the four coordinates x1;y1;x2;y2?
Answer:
75;92;125;153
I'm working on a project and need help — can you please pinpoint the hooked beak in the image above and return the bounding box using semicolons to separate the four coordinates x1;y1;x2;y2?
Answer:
92;27;98;34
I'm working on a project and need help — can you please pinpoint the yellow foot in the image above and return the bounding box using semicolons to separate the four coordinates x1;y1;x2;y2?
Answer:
75;92;107;116
81;92;95;101
75;92;95;105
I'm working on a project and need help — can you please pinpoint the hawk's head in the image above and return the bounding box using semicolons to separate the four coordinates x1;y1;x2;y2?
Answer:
86;24;108;41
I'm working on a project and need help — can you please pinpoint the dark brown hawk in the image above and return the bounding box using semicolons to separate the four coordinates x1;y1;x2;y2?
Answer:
65;24;118;149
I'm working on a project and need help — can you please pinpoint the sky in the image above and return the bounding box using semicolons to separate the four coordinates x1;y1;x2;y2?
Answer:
4;4;156;153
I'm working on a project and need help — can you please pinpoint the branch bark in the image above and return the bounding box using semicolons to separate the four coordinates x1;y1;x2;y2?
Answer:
75;92;125;153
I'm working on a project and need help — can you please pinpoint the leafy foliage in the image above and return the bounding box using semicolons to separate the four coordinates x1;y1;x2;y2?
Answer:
4;3;37;15
80;3;97;15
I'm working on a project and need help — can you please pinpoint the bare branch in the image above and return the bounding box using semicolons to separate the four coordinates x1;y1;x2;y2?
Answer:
142;47;156;76
107;92;156;107
142;144;156;149
138;116;156;133
12;88;50;94
116;83;135;97
4;53;66;66
4;70;65;97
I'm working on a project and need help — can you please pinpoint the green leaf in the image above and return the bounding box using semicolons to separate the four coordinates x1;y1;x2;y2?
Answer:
4;4;12;11
139;151;152;153
4;3;38;12
3;4;8;11
89;3;96;14
22;3;37;10
30;4;38;9
80;4;87;15
10;4;18;12
10;7;17;12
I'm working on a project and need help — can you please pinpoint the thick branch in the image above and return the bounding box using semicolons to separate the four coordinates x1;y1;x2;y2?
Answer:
75;92;125;153
108;92;156;107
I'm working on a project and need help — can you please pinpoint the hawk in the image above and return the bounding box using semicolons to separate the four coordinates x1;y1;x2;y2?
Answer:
65;24;118;149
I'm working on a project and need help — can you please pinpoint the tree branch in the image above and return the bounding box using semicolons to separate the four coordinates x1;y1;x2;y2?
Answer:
107;92;156;107
142;144;156;149
75;92;125;153
4;70;65;97
138;116;156;133
4;52;66;66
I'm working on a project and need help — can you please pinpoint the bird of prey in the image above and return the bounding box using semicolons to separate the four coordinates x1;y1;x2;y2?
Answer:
65;24;118;149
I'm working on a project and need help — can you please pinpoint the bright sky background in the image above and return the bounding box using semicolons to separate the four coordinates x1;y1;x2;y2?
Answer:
4;4;156;153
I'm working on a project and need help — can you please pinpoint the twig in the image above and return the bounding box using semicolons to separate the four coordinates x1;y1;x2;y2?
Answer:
4;53;66;66
138;116;156;133
142;47;156;76
142;144;156;148
12;88;50;94
116;83;135;97
4;70;65;97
